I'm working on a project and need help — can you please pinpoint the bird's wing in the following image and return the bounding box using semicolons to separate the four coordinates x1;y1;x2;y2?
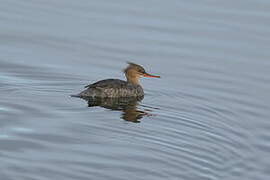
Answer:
84;79;126;89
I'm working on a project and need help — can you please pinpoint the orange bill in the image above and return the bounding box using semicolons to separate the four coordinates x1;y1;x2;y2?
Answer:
143;73;161;78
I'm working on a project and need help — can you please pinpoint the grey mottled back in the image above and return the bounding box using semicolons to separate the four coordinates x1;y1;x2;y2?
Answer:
79;79;144;98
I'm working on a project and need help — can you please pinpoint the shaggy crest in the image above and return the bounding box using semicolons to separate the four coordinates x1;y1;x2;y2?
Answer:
123;62;146;74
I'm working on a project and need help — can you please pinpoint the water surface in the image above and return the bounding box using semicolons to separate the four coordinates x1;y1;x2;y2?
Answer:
1;0;270;179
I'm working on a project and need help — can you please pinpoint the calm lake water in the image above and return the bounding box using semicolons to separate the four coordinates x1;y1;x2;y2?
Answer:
1;0;270;179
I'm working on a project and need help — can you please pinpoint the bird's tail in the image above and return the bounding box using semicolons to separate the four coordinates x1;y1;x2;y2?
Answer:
70;94;80;98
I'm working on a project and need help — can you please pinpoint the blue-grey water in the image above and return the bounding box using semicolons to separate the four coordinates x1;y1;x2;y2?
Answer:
1;0;270;179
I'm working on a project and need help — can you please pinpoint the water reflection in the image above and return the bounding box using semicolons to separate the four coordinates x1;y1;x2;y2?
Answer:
81;96;148;122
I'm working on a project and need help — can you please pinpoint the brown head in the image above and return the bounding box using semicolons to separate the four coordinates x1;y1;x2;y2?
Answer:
123;62;160;84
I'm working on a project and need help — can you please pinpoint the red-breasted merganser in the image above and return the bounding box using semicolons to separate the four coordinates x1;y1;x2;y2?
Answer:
77;62;160;98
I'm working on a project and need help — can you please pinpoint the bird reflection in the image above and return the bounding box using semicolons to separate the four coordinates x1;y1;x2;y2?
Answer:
80;96;149;123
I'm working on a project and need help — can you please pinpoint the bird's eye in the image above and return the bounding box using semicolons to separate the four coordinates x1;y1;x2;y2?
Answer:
139;69;145;73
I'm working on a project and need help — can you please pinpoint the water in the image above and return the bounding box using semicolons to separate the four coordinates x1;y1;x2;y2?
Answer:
1;0;270;179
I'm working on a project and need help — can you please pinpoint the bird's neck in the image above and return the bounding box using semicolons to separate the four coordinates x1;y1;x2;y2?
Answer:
126;75;140;85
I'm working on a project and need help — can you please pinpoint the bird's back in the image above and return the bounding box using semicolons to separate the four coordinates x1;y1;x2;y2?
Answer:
79;79;144;98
